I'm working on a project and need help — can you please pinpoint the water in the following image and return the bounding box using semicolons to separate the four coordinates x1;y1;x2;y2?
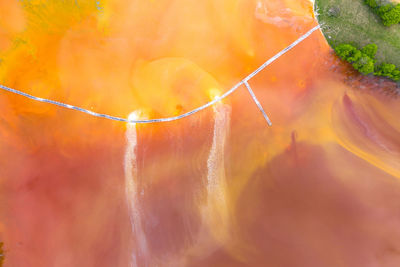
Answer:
2;0;400;266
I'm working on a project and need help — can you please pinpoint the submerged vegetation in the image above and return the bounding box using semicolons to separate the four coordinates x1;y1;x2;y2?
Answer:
335;43;400;81
364;0;400;26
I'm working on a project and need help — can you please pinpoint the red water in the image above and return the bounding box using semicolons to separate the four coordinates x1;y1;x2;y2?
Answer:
1;0;400;266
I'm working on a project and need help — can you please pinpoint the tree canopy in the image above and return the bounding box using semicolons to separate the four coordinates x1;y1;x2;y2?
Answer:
375;63;400;81
365;0;400;26
334;43;400;81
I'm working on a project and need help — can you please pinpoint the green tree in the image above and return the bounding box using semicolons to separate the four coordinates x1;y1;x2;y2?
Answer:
375;63;400;81
335;43;400;81
377;4;393;17
380;4;400;26
364;0;378;9
353;56;375;75
375;63;396;75
347;50;363;62
334;44;360;62
361;43;378;59
364;0;400;26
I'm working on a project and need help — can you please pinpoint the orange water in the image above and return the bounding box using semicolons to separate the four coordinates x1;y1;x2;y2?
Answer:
0;0;400;266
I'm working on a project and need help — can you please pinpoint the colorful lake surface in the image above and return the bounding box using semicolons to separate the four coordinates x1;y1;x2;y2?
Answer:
0;0;400;266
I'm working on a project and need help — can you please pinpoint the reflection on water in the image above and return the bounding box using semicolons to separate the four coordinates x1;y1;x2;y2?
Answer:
0;0;400;266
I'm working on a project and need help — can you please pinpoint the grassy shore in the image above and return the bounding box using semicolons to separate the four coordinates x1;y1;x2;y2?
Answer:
315;0;400;66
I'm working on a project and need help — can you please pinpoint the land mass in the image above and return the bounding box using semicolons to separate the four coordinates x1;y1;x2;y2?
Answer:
315;0;400;67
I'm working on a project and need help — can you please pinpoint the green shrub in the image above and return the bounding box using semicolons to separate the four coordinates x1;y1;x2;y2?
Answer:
334;44;359;62
375;63;400;81
375;63;396;74
361;43;378;58
380;4;400;26
334;43;400;81
364;0;400;26
353;56;375;75
377;4;393;17
364;0;378;9
347;50;363;62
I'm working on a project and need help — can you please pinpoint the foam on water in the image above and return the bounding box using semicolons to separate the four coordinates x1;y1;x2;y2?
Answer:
124;117;149;267
203;102;232;247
